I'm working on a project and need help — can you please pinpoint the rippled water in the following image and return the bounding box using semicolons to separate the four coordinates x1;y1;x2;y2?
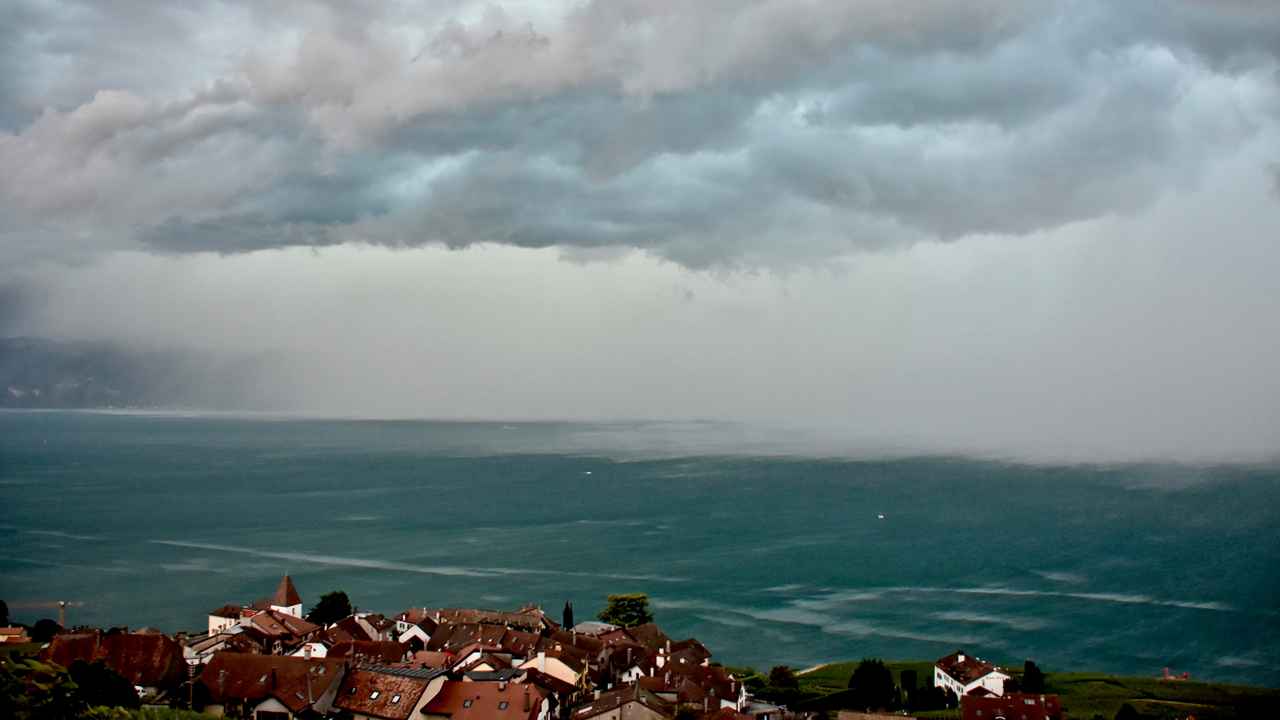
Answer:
1;411;1276;687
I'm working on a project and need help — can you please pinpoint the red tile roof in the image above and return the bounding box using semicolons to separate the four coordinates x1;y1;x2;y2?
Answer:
570;684;671;720
936;651;1002;685
422;680;548;720
273;575;302;607
195;652;346;716
41;630;186;688
329;641;410;664
333;667;440;720
961;693;1062;720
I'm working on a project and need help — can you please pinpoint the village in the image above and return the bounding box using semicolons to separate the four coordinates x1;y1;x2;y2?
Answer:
4;575;1070;720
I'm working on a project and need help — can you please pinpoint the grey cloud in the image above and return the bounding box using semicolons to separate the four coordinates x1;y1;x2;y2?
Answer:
1;0;1278;267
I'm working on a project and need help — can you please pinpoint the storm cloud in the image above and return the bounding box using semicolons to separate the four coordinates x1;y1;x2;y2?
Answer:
3;0;1279;267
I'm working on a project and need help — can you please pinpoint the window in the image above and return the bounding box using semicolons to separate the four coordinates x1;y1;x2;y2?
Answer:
464;700;473;707
371;691;381;699
392;695;401;704
259;675;268;683
499;702;508;710
348;687;357;696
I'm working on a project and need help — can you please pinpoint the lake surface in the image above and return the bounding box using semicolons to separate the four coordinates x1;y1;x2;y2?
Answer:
1;411;1277;687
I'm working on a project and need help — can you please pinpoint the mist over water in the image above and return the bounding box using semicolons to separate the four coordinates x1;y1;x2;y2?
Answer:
2;411;1277;687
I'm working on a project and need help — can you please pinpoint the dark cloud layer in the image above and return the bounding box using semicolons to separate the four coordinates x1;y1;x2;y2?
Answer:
1;0;1279;267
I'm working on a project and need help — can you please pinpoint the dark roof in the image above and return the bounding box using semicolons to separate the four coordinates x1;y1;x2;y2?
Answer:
40;631;99;668
195;652;346;715
246;609;320;639
365;665;449;681
98;633;187;687
624;624;671;653
435;606;558;633
208;604;244;619
422;680;549;720
273;575;302;607
41;630;186;687
329;641;409;664
961;693;1062;720
334;667;439;720
519;668;578;697
936;651;1003;685
640;662;740;704
549;630;604;656
570;684;671;720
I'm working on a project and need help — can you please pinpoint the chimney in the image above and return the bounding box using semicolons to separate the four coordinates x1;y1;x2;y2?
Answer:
304;645;312;660
957;653;965;663
523;691;530;712
499;682;507;691
271;668;277;689
218;670;226;697
538;651;546;673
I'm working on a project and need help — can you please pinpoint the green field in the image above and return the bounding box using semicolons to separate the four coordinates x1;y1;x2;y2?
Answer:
797;663;1279;720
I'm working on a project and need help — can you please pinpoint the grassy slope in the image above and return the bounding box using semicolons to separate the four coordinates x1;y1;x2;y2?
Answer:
797;663;1279;720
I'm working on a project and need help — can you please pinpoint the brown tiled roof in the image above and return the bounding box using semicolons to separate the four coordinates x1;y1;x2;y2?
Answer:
397;609;431;625
549;630;604;656
98;633;187;687
935;651;1002;685
640;661;740;705
623;624;670;653
422;680;549;720
41;630;186;688
273;575;302;607
40;631;99;668
961;693;1062;720
570;684;671;720
408;651;453;669
246;609;320;639
429;623;510;653
195;652;346;715
519;669;578;697
208;604;244;619
435;606;558;634
329;641;410;664
333;667;439;720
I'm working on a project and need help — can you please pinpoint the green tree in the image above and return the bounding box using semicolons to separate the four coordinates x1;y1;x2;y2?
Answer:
768;666;799;691
1022;660;1045;694
753;666;803;706
30;619;61;643
0;655;131;720
596;594;654;627
67;661;139;710
306;591;353;627
1114;703;1139;720
847;659;897;710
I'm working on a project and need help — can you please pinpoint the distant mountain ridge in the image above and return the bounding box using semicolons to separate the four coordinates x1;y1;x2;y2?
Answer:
0;336;299;410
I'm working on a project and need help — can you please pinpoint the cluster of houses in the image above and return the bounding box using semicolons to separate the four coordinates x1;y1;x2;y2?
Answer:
933;651;1061;720
29;576;1062;720
40;576;755;720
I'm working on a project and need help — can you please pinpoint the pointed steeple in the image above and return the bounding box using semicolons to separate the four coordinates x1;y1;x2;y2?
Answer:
273;574;302;608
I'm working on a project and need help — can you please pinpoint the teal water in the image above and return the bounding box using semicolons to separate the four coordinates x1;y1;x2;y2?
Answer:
1;411;1277;687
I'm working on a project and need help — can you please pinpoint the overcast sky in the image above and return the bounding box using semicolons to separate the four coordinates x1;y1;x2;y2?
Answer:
1;0;1278;460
